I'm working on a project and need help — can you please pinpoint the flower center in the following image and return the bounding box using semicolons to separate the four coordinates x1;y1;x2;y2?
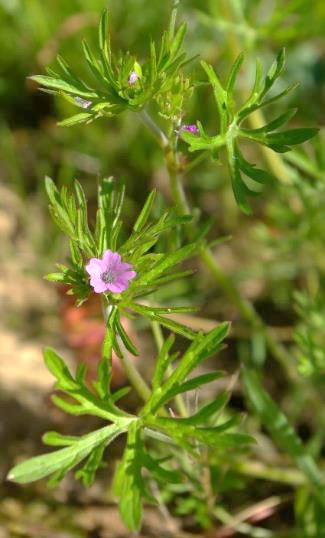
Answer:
101;269;115;284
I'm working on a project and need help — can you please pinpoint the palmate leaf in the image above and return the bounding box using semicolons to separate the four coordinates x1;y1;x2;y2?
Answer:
201;60;229;133
261;48;286;98
237;82;300;122
265;128;319;149
227;138;254;215
44;347;79;391
45;177;203;323
245;108;297;134
164;322;229;385
44;347;132;422
135;241;200;287
157;392;229;426
55;55;88;89
149;371;225;413
240;127;319;153
8;423;128;484
45;176;97;257
236;148;273;185
226;141;275;214
121;213;192;259
135;320;253;487
182;49;318;213
237;49;286;120
142;322;229;415
142;452;180;484
146;416;253;451
129;302;197;340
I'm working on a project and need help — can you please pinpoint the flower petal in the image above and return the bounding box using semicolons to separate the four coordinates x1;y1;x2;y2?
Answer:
119;262;132;271
121;270;136;281
107;279;129;293
90;277;109;294
86;258;105;277
102;249;114;268
110;252;122;271
86;250;136;295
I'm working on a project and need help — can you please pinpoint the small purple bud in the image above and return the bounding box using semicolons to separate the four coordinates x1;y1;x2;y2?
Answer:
75;96;93;109
180;124;199;135
128;71;139;85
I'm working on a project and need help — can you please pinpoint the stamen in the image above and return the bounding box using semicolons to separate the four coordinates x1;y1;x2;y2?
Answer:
101;270;114;284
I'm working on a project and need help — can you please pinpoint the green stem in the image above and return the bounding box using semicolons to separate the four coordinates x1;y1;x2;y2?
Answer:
138;110;169;149
118;349;151;402
168;163;191;215
151;320;165;350
233;460;307;486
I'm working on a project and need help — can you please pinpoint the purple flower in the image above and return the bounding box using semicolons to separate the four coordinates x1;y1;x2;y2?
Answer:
180;124;199;135
86;250;136;294
128;71;139;85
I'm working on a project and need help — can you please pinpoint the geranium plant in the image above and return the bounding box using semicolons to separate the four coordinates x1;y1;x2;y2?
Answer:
8;2;325;534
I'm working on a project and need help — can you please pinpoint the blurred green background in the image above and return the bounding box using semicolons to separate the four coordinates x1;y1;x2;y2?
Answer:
1;0;324;536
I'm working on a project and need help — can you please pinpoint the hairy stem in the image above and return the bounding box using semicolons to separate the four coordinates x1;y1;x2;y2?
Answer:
138;109;169;148
167;160;191;215
118;350;151;402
